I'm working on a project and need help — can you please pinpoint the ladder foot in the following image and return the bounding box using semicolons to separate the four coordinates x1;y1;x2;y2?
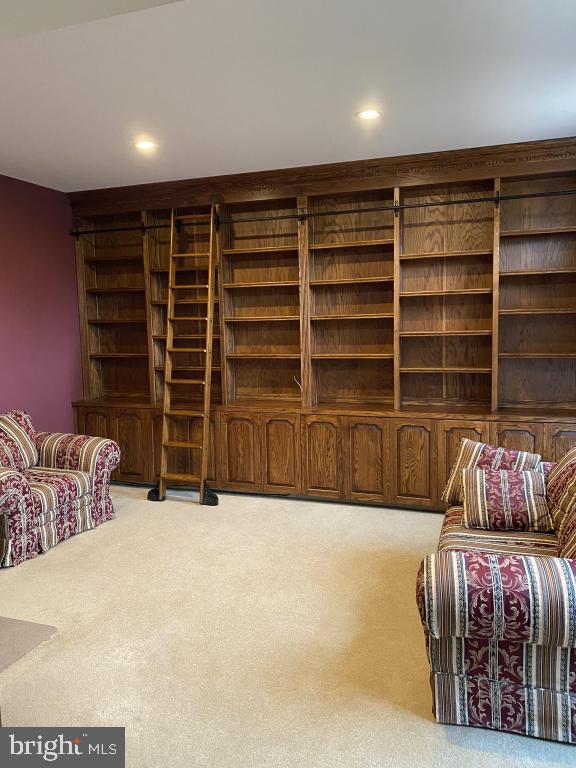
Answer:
147;483;165;502
201;485;219;506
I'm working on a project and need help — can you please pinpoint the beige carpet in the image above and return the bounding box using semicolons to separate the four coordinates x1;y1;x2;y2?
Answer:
0;486;573;767
0;616;56;672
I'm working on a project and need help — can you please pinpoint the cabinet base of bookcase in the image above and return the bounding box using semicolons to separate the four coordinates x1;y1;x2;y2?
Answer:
74;399;576;511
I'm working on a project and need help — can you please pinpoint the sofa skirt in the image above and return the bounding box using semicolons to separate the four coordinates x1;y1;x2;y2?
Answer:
431;671;576;743
1;494;100;567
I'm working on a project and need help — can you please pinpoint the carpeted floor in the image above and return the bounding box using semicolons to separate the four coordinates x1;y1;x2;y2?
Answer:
0;486;573;767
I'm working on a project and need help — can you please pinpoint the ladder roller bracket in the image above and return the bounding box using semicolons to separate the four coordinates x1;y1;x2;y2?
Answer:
147;483;165;502
201;485;219;506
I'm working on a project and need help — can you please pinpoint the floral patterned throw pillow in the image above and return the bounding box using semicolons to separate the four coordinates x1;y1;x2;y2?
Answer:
462;468;553;532
441;438;542;506
548;448;576;557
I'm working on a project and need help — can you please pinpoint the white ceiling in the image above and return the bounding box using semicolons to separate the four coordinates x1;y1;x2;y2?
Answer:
0;0;181;40
0;0;575;193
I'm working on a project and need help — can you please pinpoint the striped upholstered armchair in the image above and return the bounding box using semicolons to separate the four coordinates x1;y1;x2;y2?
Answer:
417;441;576;744
0;410;120;567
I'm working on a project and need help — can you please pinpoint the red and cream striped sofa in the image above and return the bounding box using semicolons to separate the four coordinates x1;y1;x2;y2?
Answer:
0;410;120;567
417;452;576;744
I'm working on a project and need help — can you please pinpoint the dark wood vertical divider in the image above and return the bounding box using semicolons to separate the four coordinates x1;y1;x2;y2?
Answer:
298;195;313;407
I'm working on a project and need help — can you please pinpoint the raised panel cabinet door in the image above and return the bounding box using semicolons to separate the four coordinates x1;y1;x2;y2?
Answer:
77;408;109;440
543;424;576;462
390;419;437;507
301;416;341;499
109;410;149;483
438;420;490;492
221;413;262;491
261;414;301;493
342;417;389;502
489;422;544;456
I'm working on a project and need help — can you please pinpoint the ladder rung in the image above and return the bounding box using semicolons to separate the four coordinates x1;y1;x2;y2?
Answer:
166;410;205;417
164;440;203;449
167;379;205;385
169;317;208;321
172;253;210;259
174;298;210;304
161;472;202;483
168;347;206;353
170;284;209;289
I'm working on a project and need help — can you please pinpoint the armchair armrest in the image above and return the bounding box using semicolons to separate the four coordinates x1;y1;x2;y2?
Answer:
417;551;576;648
35;432;120;478
0;468;36;536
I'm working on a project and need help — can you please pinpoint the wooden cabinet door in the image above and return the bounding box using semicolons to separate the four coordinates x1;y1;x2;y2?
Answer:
342;417;390;502
221;413;262;491
489;422;544;455
76;408;109;440
438;420;490;492
543;424;576;462
390;419;437;507
108;409;150;483
261;414;301;493
301;415;341;498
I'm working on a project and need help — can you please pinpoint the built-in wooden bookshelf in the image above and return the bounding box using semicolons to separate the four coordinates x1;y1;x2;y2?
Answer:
398;181;496;410
75;172;576;414
71;141;576;494
498;173;576;410
306;189;395;406
219;199;302;403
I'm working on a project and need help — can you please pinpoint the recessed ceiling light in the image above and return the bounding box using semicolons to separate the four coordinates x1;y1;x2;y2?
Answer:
134;139;157;152
356;109;382;120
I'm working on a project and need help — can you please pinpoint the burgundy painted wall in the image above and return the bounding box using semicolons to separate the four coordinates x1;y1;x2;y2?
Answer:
0;174;82;432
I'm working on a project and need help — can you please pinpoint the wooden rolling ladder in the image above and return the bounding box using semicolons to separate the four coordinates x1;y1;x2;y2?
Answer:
148;205;219;505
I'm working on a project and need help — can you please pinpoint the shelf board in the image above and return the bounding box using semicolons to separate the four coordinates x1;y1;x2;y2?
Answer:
400;249;492;261
87;318;146;324
90;353;148;359
227;353;301;359
311;353;394;359
499;308;576;315
499;353;576;358
224;315;300;323
86;287;145;294
500;226;576;238
310;238;394;250
311;313;394;321
223;281;300;289
310;276;394;286
400;330;492;337
222;245;298;255
500;267;576;277
84;254;143;263
400;367;492;373
400;288;492;298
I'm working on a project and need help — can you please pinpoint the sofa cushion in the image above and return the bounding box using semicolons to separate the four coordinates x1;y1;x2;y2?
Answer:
438;506;558;558
462;469;553;532
0;412;38;471
441;438;542;506
23;467;92;516
547;447;576;529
